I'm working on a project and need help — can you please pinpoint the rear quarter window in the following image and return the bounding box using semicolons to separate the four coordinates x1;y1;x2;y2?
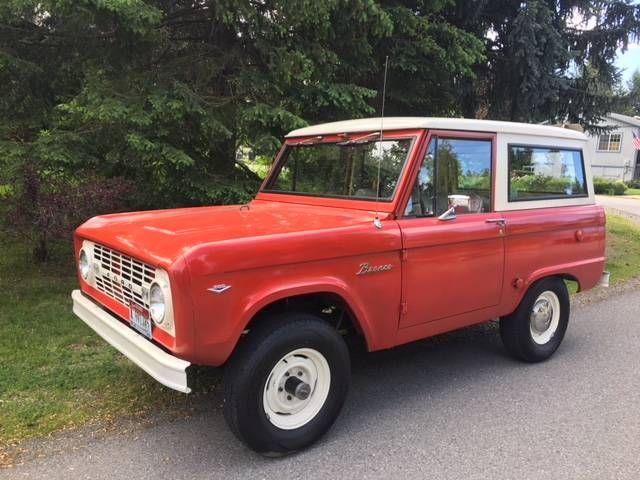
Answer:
508;145;588;201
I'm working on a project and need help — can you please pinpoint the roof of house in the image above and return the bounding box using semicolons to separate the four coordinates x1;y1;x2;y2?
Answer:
286;117;588;140
607;112;640;128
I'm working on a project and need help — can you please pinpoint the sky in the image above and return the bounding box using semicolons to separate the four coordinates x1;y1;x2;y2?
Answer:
615;1;640;85
565;4;639;86
616;41;640;84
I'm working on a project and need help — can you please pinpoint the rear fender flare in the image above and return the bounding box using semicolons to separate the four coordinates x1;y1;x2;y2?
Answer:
517;257;605;306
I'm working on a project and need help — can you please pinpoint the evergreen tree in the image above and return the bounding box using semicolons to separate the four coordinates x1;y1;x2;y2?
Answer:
0;1;484;210
621;70;640;116
451;0;640;130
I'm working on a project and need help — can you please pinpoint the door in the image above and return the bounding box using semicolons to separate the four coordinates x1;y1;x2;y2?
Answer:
397;133;505;328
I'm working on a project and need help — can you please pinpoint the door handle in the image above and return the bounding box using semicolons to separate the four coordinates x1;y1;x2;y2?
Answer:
485;218;506;226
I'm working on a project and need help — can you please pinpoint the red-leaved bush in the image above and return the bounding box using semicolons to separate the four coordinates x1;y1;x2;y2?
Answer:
4;166;133;262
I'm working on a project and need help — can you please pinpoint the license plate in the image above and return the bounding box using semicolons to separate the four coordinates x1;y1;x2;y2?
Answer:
130;302;152;339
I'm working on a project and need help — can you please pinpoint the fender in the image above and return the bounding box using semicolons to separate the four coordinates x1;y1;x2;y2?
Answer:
524;257;606;291
235;277;376;350
501;256;607;316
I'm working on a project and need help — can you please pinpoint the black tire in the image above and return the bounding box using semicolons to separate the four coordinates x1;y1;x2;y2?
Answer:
223;312;350;455
500;277;570;362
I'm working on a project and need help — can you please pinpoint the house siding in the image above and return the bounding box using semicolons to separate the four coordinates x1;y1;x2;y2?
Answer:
586;114;640;182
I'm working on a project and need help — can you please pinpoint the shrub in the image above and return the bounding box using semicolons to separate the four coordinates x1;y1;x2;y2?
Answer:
593;177;627;195
459;174;491;190
613;181;629;195
626;179;640;189
3;166;133;262
510;174;580;197
0;186;13;202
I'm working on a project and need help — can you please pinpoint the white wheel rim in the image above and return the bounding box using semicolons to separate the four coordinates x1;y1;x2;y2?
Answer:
262;348;331;430
529;290;561;345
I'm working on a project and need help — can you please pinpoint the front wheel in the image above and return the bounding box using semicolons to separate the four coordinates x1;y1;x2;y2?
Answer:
223;313;350;455
500;277;570;362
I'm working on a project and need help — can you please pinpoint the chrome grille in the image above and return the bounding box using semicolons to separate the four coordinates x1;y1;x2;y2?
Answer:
93;243;156;310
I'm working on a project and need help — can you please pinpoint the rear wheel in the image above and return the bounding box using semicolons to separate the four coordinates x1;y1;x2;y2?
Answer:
500;277;570;362
223;313;350;455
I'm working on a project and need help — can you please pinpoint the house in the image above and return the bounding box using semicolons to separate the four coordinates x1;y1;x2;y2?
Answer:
586;112;640;182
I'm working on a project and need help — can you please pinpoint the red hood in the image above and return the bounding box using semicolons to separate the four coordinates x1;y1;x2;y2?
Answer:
76;199;377;267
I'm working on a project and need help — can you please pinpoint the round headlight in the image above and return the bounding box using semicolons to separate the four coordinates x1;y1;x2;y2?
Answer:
79;249;90;279
149;283;166;324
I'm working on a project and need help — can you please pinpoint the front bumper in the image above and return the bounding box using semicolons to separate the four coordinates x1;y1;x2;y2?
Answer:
71;290;191;393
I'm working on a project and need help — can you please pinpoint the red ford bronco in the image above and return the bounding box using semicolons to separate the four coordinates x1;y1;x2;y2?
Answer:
72;117;606;454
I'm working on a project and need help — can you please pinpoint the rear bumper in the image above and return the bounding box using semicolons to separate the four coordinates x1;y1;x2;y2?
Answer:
71;290;191;393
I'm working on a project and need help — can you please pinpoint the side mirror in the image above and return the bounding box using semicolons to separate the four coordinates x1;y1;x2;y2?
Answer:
438;206;456;221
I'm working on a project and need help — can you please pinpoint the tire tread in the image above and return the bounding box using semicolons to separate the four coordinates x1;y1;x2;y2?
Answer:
222;313;350;454
500;277;570;363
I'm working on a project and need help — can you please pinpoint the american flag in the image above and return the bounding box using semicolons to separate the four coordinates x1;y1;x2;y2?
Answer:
633;130;640;151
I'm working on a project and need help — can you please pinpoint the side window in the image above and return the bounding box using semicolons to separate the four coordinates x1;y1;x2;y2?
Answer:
508;145;587;201
435;139;492;215
405;138;492;217
404;141;435;216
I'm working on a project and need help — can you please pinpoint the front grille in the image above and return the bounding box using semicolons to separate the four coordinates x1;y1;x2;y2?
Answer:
93;243;156;310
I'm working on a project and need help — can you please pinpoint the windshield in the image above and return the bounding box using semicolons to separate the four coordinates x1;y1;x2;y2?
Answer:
264;139;412;201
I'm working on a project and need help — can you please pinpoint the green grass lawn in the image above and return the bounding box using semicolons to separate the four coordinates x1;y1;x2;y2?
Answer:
0;239;182;448
605;214;640;283
624;188;640;196
1;214;639;448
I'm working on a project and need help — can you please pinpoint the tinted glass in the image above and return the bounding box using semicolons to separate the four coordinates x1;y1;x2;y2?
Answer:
508;146;587;201
404;138;492;216
435;139;492;215
405;141;435;216
266;139;411;200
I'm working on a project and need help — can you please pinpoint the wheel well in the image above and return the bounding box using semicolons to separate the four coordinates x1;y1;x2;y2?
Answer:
244;292;363;339
557;273;581;292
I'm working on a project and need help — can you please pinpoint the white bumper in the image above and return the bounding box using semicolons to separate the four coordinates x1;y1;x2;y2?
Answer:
71;290;191;393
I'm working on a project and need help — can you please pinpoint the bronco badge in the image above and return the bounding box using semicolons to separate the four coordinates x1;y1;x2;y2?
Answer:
356;263;393;275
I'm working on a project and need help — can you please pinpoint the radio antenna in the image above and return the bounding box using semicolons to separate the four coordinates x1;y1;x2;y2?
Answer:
373;55;389;229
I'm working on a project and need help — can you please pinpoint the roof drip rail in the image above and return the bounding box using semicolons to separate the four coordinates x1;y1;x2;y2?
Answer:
294;135;323;146
336;132;380;146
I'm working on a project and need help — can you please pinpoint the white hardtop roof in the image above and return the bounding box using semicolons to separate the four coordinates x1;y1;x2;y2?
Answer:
286;117;588;141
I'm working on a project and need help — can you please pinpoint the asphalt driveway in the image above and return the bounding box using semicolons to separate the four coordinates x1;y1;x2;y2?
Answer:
3;289;640;480
597;194;640;220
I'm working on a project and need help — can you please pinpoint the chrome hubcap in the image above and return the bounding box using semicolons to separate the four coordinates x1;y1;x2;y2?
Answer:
529;290;561;345
531;299;553;332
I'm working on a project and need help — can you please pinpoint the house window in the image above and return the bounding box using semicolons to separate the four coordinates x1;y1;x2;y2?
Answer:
597;133;622;152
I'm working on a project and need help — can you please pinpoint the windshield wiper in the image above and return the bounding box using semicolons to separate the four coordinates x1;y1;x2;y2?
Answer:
336;132;380;146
